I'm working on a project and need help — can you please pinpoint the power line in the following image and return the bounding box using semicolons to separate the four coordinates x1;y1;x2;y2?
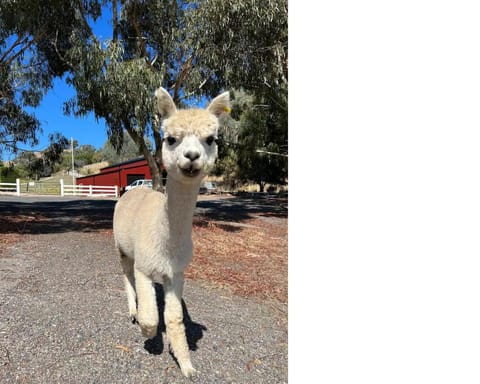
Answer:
255;149;288;158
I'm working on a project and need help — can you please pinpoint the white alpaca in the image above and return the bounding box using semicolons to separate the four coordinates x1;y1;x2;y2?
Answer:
113;87;230;377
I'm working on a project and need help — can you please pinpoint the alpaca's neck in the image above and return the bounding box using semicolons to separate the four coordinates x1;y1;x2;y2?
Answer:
163;177;200;235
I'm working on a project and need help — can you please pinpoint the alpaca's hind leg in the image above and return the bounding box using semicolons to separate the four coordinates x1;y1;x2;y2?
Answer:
119;253;137;323
164;272;196;377
134;268;159;339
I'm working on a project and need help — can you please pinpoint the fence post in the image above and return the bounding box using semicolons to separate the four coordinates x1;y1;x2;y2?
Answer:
115;185;118;197
89;185;93;196
16;178;20;196
60;179;64;197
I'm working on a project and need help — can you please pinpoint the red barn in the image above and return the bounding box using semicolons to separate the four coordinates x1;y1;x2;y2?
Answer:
76;157;153;192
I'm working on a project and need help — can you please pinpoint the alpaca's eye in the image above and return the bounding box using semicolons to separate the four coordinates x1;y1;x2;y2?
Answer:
206;136;216;145
166;136;176;145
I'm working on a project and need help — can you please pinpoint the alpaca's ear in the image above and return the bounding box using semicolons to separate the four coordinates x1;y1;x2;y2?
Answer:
207;91;231;117
155;87;177;118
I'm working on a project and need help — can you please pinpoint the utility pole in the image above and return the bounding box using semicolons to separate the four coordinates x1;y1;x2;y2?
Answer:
71;137;75;185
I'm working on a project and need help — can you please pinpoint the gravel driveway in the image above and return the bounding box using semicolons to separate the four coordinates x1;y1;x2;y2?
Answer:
0;196;287;383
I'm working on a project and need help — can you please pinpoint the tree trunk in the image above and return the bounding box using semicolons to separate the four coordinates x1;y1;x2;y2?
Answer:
259;181;265;193
124;121;164;192
151;114;164;191
143;149;163;191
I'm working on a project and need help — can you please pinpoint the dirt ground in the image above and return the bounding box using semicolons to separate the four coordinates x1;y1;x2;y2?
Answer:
0;193;288;383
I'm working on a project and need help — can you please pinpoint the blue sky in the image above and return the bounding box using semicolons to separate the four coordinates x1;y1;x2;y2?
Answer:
23;78;109;154
2;77;110;162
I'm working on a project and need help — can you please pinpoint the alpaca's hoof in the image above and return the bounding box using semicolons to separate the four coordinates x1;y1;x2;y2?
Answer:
140;323;158;339
180;361;197;378
128;307;137;324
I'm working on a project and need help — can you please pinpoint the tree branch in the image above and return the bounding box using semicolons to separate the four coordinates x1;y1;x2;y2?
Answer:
112;0;118;43
52;31;75;70
2;36;37;68
173;55;193;103
76;0;94;37
0;35;29;64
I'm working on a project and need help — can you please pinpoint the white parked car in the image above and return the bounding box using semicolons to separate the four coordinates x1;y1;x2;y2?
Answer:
199;181;218;194
124;179;153;192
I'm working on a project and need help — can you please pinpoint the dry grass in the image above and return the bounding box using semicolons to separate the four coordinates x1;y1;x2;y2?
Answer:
0;232;21;252
188;214;287;303
0;214;44;254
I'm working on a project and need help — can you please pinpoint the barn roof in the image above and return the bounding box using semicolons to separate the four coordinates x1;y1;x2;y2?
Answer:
99;156;146;171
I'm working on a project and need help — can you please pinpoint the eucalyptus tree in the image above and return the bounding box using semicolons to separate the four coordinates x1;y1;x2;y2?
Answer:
64;0;287;190
184;0;288;189
99;134;153;165
184;0;287;106
236;97;288;191
63;0;196;190
0;0;102;154
213;89;288;192
64;38;165;188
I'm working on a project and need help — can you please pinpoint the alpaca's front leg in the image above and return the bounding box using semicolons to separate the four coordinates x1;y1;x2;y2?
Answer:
134;268;159;339
119;253;137;323
164;272;196;377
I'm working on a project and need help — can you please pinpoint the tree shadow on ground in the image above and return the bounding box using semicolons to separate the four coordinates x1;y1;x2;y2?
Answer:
196;196;288;223
0;199;116;235
144;283;207;355
0;195;287;235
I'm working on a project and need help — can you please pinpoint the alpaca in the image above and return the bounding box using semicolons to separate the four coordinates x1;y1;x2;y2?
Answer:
113;87;230;377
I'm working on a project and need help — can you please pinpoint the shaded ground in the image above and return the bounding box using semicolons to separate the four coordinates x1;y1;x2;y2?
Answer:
0;196;116;235
0;194;287;383
0;194;287;235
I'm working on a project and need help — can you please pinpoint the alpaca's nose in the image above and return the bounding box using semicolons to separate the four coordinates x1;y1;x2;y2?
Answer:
184;150;200;161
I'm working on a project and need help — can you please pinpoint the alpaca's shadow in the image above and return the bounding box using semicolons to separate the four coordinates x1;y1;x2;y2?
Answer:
144;283;207;355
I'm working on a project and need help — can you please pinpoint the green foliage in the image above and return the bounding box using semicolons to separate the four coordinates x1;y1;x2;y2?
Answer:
98;135;152;165
238;106;288;192
212;145;239;189
55;143;103;172
43;132;69;165
186;0;288;189
0;0;102;154
14;152;44;180
213;89;287;191
0;162;20;182
64;31;165;187
13;133;68;179
64;39;162;144
76;144;102;166
184;0;287;103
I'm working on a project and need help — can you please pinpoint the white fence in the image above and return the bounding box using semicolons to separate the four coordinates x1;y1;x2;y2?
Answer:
60;179;118;197
0;178;118;198
0;179;20;196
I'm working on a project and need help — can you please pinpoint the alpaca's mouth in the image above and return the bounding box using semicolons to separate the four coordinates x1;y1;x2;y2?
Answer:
180;166;201;178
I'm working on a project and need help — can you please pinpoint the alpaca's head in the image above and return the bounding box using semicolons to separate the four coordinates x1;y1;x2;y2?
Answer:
155;87;230;184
